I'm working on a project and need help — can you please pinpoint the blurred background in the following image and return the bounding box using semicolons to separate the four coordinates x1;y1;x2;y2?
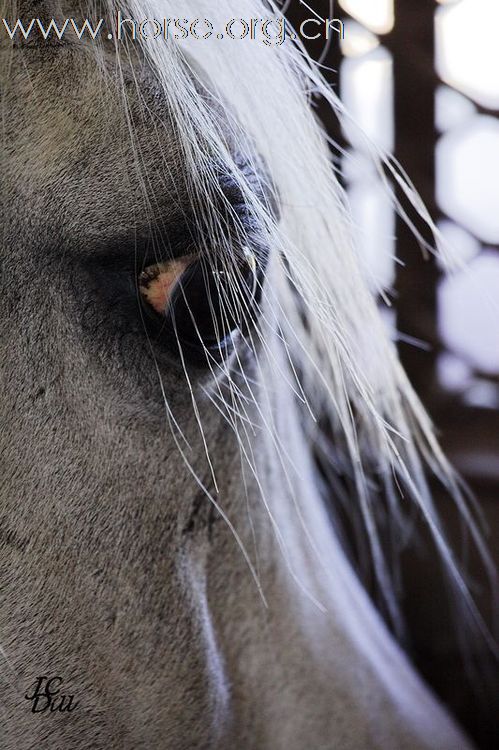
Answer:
283;2;499;747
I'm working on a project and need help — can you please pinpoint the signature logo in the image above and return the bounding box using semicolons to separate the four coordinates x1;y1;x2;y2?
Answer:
24;676;78;714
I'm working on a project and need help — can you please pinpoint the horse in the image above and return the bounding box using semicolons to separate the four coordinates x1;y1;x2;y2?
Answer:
0;1;492;747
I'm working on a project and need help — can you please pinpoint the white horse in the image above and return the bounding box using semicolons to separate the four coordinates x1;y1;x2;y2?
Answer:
0;1;493;747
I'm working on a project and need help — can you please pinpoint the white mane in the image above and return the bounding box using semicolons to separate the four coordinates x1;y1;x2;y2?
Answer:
95;0;498;646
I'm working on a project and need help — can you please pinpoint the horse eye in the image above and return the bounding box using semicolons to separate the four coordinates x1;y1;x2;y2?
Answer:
138;250;265;364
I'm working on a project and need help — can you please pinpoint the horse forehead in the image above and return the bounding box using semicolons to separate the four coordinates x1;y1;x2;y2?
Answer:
8;49;111;158
3;45;183;248
3;53;115;230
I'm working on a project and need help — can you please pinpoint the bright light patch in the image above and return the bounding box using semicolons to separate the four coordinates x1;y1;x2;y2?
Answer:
348;179;396;292
435;85;476;133
438;252;499;374
436;219;480;271
341;20;379;57
436;116;499;244
340;0;394;35
437;352;472;392
464;381;499;409
436;0;499;110
341;46;394;152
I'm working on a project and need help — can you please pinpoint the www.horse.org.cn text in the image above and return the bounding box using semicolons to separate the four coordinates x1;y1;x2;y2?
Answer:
1;14;346;45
